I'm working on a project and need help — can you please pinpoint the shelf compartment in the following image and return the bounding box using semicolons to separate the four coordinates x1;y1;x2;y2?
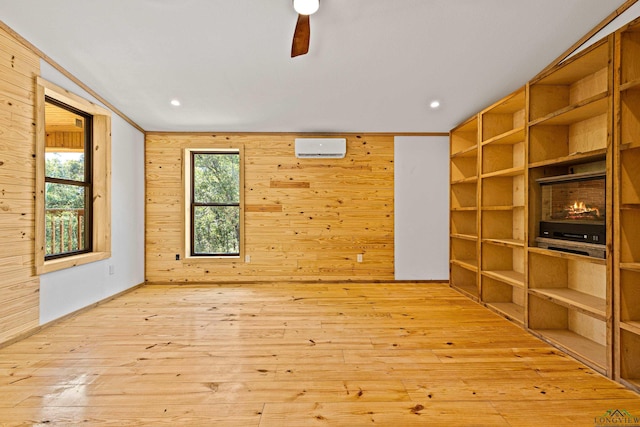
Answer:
619;87;640;151
482;275;525;324
529;94;608;127
528;148;607;169
451;176;477;185
451;181;477;209
481;209;524;241
481;174;525;207
481;166;524;179
481;90;526;142
529;288;605;320
482;140;525;175
482;127;525;146
619;269;640;325
450;263;478;299
451;156;477;182
482;270;525;289
450;259;477;272
529;40;609;121
482;242;525;286
619;209;640;264
451;210;477;237
482;238;524;248
620;329;640;393
619;20;640;91
527;246;606;265
451;237;478;271
451;117;478;156
620;147;640;205
450;233;477;242
528;112;609;166
529;294;607;371
528;250;607;317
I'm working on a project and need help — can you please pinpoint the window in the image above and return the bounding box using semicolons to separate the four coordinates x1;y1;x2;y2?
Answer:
43;98;93;259
184;148;243;258
36;78;111;274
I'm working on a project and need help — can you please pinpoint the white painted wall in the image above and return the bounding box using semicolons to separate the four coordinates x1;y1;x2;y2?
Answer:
569;3;640;58
394;136;449;280
39;62;145;324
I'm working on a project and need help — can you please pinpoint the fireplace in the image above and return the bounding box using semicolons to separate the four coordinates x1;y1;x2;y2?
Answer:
536;169;606;258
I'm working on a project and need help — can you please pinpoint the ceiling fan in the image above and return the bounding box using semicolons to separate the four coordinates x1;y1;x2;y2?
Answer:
291;0;320;57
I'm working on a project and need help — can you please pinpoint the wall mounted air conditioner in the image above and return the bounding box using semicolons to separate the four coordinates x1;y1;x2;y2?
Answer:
294;138;346;158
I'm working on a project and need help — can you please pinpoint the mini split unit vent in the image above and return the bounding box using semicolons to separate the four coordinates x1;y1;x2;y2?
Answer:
294;138;346;158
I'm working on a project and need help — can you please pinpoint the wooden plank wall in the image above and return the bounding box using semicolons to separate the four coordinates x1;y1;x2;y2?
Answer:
145;133;395;282
0;27;40;342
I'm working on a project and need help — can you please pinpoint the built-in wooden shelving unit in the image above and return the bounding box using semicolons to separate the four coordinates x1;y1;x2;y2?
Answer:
450;117;479;300
449;24;634;385
526;35;613;377
479;89;527;325
615;17;640;393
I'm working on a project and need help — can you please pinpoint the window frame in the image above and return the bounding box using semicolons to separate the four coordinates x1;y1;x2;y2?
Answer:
183;146;244;260
36;77;112;274
43;96;94;260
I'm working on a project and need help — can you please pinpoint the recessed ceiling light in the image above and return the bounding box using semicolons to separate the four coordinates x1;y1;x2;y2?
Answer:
430;100;441;109
170;99;181;107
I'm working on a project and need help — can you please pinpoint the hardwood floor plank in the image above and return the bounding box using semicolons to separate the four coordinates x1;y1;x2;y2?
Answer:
0;282;638;425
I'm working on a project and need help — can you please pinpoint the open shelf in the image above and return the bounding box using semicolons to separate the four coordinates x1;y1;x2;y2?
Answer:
528;114;609;167
451;210;477;237
451;181;477;210
619;329;640;393
529;94;608;127
482;238;524;248
529;288;605;319
619;269;640;325
619;209;640;264
482;274;525;324
451;155;478;182
481;89;525;143
619;148;640;206
619;88;640;151
451;176;478;185
527;246;607;265
482;127;525;146
528;149;607;169
451;263;478;300
451;236;478;272
529;39;609;121
451;117;478;157
481;208;524;241
450;233;477;242
481;166;524;179
482;270;525;288
487;302;524;324
534;328;607;371
450;259;478;272
482;142;525;176
529;293;607;372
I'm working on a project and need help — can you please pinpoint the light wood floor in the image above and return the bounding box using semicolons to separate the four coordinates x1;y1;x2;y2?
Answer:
1;282;640;426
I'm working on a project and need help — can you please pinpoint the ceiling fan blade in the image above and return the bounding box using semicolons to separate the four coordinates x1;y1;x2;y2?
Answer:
291;13;310;57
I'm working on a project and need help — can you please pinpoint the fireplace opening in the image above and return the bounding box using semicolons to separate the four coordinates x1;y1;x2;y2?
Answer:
536;168;606;258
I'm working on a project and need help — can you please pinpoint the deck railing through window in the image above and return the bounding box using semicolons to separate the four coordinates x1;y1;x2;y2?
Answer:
45;209;85;256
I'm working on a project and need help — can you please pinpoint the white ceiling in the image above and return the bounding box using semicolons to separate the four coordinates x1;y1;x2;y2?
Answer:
0;0;629;133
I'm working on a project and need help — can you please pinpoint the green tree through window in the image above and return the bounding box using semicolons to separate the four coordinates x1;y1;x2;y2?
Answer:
191;151;240;256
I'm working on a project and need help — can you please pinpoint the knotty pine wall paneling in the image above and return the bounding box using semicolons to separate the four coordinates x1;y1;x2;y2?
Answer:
0;27;40;342
145;133;395;282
